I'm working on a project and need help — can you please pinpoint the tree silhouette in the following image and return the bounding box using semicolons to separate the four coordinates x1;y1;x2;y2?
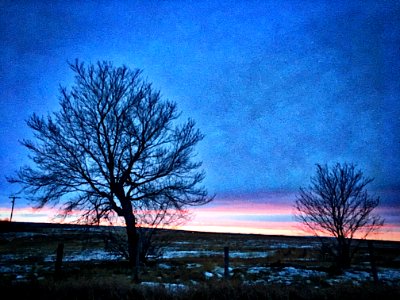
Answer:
294;163;383;269
9;60;212;275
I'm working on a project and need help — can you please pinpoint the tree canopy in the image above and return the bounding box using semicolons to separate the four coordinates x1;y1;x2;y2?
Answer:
9;60;212;269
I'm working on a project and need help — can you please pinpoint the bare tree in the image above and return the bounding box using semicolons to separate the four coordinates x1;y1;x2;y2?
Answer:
294;163;383;269
8;60;212;273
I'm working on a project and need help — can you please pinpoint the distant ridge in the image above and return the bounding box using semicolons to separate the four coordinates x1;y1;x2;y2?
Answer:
0;220;112;232
1;221;398;245
0;220;302;239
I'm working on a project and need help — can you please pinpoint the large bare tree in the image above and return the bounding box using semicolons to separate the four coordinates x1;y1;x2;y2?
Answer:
9;60;212;271
294;163;383;268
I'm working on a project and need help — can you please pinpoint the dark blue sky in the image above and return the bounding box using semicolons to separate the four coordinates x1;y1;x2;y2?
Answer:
1;0;399;210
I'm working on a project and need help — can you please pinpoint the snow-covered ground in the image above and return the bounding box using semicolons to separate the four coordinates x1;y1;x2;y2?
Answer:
1;228;399;287
161;249;274;259
140;281;188;293
44;249;122;262
201;265;400;286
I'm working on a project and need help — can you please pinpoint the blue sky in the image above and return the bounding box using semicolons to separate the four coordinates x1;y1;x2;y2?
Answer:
0;1;399;233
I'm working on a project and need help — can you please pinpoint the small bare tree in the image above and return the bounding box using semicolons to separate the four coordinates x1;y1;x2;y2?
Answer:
8;60;212;275
294;163;384;269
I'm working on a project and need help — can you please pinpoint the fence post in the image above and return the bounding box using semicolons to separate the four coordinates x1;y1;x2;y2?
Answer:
133;232;141;283
368;240;379;284
224;246;229;279
55;242;64;279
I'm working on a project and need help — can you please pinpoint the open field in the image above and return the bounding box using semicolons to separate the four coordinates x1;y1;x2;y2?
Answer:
1;221;400;299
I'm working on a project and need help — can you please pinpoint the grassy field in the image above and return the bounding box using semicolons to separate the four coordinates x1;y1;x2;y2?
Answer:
1;221;400;299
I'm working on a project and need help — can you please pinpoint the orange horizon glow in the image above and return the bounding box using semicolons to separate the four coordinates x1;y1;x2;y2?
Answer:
1;204;399;242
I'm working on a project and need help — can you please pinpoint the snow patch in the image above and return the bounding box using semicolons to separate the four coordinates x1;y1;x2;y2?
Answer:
45;250;121;262
162;250;220;259
247;266;270;274
161;249;274;259
158;263;172;270
204;271;214;279
378;268;400;282
140;282;187;293
229;251;273;258
186;263;202;269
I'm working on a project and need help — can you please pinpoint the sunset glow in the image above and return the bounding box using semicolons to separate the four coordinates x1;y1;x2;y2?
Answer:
2;195;399;242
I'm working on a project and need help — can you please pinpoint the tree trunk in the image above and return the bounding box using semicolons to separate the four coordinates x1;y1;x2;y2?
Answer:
337;241;351;269
123;210;140;282
54;243;64;280
224;246;229;279
368;241;379;284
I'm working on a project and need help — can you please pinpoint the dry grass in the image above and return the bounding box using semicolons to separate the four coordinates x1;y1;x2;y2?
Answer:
1;221;400;299
1;277;400;300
